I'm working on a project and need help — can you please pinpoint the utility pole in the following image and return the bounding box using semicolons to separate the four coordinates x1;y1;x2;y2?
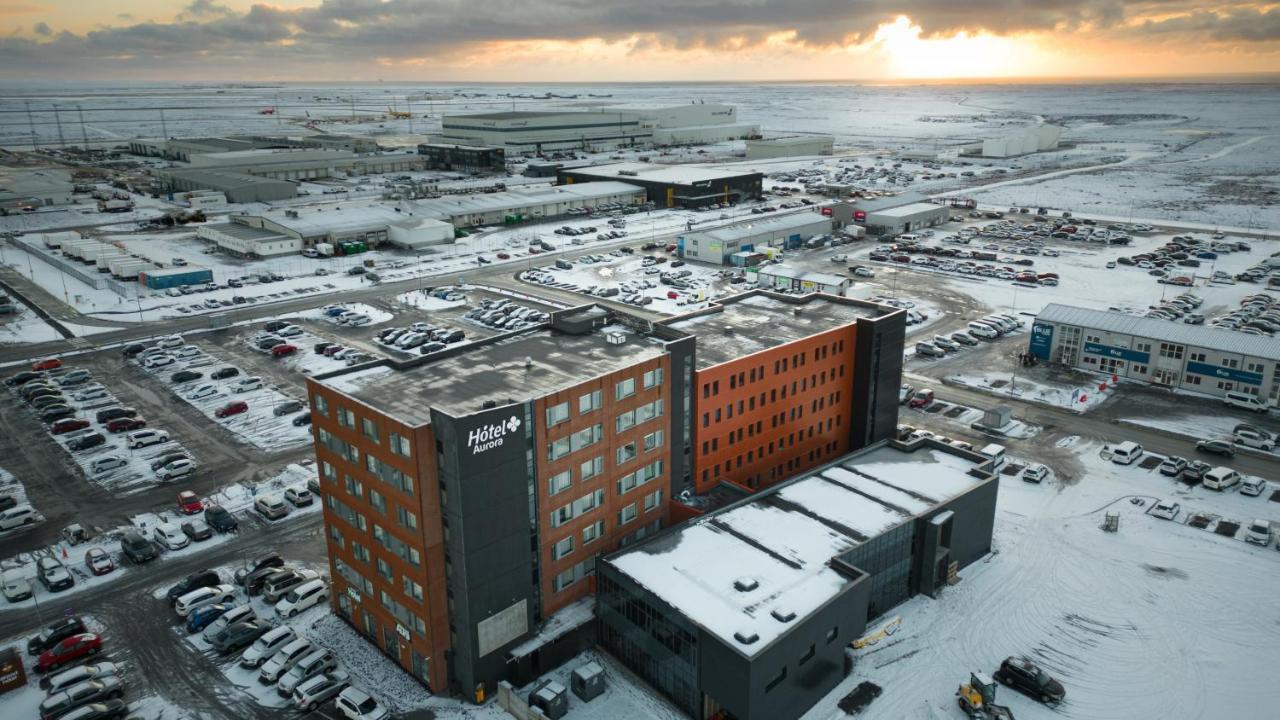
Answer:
25;101;39;149
76;105;89;148
52;104;67;148
160;108;169;139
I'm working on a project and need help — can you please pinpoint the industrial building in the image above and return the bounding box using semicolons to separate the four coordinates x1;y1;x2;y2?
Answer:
677;213;832;265
0;168;75;209
558;162;763;208
300;134;380;153
848;193;950;237
161;168;297;204
661;292;905;494
182;148;425;181
417;143;507;173
414;182;645;228
440;104;758;154
196;222;300;258
200;201;456;256
1029;303;1280;408
598;440;998;720
744;135;835;160
963;125;1063;158
755;266;851;296
305;290;906;701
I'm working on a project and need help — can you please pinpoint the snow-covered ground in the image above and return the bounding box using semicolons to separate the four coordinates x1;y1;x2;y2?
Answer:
520;252;729;314
799;439;1279;720
949;371;1117;413
0;304;62;345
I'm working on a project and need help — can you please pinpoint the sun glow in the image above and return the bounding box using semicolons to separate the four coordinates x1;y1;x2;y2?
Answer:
871;16;1049;79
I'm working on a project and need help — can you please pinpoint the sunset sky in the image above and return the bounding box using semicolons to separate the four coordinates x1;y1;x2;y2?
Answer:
2;0;1279;81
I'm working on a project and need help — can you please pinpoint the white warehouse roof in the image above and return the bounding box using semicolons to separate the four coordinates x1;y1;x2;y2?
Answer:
566;162;758;185
1037;303;1280;361
687;212;829;244
868;201;947;218
414;181;644;218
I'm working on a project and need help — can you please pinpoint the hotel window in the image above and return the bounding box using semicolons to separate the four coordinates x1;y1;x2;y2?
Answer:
369;488;386;514
643;489;663;512
548;437;571;461
376;558;393;582
579;389;602;414
643;430;664;452
389;432;412;458
548;470;572;496
550;503;573;528
402;578;424;603
546;401;570;427
616;442;637;465
570;424;602;452
580;456;603;481
322;461;336;482
643;367;664;389
352;542;369;563
618;503;638;525
313;394;329;417
328;526;345;550
582;520;604;545
397;506;417;530
553;536;574;560
616;377;636;400
361;418;379;444
339;408;356;429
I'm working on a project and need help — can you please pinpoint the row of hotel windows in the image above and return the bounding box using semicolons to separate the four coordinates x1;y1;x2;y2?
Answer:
549;460;665;529
551;489;663;563
547;431;664;497
702;438;842;486
545;369;664;427
326;493;422;570
702;340;847;399
323;461;418;530
701;369;845;427
701;391;842;441
317;429;414;496
333;553;428;638
314;395;412;457
547;400;664;462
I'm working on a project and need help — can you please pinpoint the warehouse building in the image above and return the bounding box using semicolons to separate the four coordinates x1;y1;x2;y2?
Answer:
414;181;645;228
0;168;75;209
196;222;300;258
441;110;649;153
745;135;835;159
1029;303;1280;408
214;201;456;253
161;168;298;203
301;134;380;153
305;290;907;701
607;103;758;146
677;213;832;265
183;148;426;181
558;162;763;208
138;266;214;290
418;143;507;173
661;292;904;494
962;125;1063;158
755;266;851;296
848;193;950;237
598;440;998;720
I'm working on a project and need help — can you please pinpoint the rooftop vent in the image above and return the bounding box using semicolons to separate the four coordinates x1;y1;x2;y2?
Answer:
733;577;758;592
481;400;497;410
733;630;760;645
723;326;735;335
605;331;626;345
524;356;533;368
793;307;803;316
771;608;797;623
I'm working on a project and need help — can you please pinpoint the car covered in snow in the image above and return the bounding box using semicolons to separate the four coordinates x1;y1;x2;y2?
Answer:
1240;477;1268;497
83;548;114;576
152;522;190;551
1245;520;1272;546
1150;501;1180;520
335;686;390;720
1021;464;1050;483
1158;456;1187;477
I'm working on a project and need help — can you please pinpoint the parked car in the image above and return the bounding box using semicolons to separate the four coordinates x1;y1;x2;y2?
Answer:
1021;464;1050;483
234;552;285;585
264;569;320;604
1150;501;1181;520
284;487;313;507
126;429;169;449
291;412;312;427
1195;439;1235;457
185;383;220;401
1158;456;1187;477
37;557;74;592
335;686;390;720
36;633;102;673
3;568;33;602
175;584;236;617
41;662;120;694
275;578;328;618
204;504;239;533
211;620;270;655
67;433;106;452
184;604;232;634
259;637;315;683
51;418;91;435
83;548;114;576
232;377;263;393
0;503;41;530
27;616;87;656
273;400;304;417
907;388;935;409
293;671;351;712
1240;477;1267;497
120;531;158;564
210;367;240;380
104;417;145;433
1202;466;1242;491
170;370;203;384
1245;520;1272;546
240;626;298;669
156;458;196;480
55;700;129;720
994;655;1065;704
215;401;248;419
255;495;290;520
278;649;338;697
182;519;214;542
200;605;256;643
177;490;203;515
1233;429;1275;451
39;675;125;719
167;570;222;605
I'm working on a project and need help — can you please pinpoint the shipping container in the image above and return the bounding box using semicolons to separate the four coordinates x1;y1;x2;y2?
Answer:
140;267;213;290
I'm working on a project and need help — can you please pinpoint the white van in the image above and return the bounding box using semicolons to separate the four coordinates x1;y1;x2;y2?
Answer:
967;322;1000;340
1223;391;1270;413
984;316;1015;333
1202;467;1241;491
898;233;922;242
1110;441;1144;465
0;504;40;530
979;443;1007;471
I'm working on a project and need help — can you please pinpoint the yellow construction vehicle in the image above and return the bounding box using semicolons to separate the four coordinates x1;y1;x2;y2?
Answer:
386;106;411;119
957;672;1014;719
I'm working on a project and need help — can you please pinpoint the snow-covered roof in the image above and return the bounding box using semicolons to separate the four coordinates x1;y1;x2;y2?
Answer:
1038;303;1280;361
758;266;849;287
606;444;987;657
868;201;948;219
684;211;830;244
564;162;760;185
413;181;644;219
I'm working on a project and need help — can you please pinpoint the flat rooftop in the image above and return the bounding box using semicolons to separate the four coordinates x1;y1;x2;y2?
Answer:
563;162;760;185
869;201;947;218
444;111;585;121
1039;303;1280;361
607;444;987;657
663;292;888;368
321;321;668;425
686;212;829;244
206;221;291;242
413;181;643;219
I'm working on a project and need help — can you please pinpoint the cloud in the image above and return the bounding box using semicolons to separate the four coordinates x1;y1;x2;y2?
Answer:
0;0;1275;77
32;21;50;36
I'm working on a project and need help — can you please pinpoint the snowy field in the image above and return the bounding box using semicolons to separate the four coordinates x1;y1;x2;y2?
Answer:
0;304;62;345
799;439;1280;720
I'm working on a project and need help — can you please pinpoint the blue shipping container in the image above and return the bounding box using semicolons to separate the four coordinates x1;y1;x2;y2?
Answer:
141;268;213;290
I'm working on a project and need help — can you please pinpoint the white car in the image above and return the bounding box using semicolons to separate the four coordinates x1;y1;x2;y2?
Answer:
0;504;41;531
144;354;176;369
174;583;235;617
43;662;121;695
830;254;849;263
345;314;372;327
1233;429;1275;452
231;377;263;393
335;686;390;720
1021;464;1050;483
185;383;220;400
853;267;875;278
157;458;196;480
72;386;109;402
175;346;201;359
1245;520;1273;546
277;325;304;337
275;578;328;618
90;455;128;475
1150;501;1181;520
259;638;315;683
240;626;297;668
1;568;33;601
127;429;170;449
157;335;184;349
1240;477;1267;497
153;522;189;551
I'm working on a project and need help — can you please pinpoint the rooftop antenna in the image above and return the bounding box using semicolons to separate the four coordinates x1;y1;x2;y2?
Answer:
160;108;169;139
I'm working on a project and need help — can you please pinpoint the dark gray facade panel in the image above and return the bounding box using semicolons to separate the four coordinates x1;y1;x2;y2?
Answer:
666;335;696;493
934;475;998;569
850;313;906;451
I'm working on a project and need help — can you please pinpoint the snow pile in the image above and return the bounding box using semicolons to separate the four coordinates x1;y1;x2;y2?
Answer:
950;371;1116;413
396;288;467;311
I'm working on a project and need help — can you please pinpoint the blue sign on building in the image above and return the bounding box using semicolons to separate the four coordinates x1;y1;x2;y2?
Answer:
1082;342;1150;364
1185;361;1264;386
1029;322;1054;360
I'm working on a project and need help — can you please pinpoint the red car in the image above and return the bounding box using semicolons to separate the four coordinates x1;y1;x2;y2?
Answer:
322;345;346;357
105;417;146;433
215;401;248;419
497;253;510;260
51;418;90;435
908;388;935;409
84;547;115;576
177;490;203;515
32;358;62;372
528;247;541;254
36;633;101;673
271;344;298;358
666;291;679;299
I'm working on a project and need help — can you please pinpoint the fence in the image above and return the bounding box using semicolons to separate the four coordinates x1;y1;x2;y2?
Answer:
495;681;552;720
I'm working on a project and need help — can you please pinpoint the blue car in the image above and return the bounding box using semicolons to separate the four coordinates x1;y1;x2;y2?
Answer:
186;603;231;634
323;307;346;317
1196;251;1218;260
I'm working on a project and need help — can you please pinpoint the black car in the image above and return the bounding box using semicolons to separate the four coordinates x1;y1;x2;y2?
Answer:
313;342;333;355
41;406;76;423
0;494;16;512
241;564;288;596
150;452;189;471
121;343;146;358
272;401;304;417
291;412;312;427
171;370;203;383
166;570;221;605
120;531;158;564
994;656;1065;704
27;616;87;655
211;620;269;654
235;551;285;586
210;367;240;380
6;371;42;386
68;433;106;452
204;504;239;533
57;699;129;720
263;320;289;332
181;521;214;542
94;407;137;424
